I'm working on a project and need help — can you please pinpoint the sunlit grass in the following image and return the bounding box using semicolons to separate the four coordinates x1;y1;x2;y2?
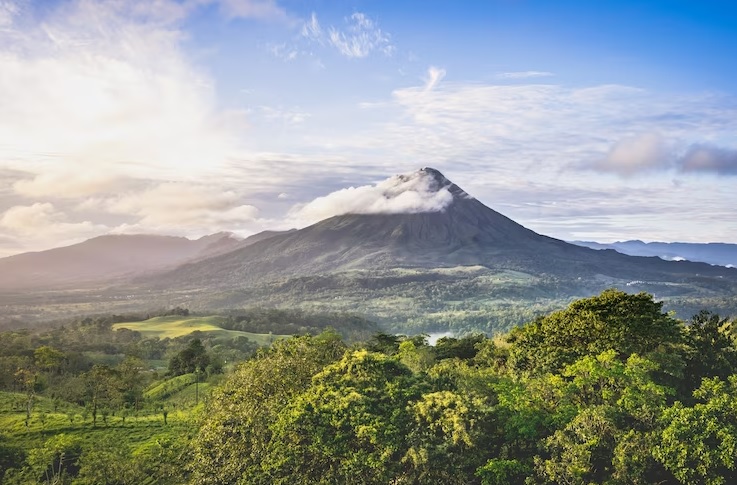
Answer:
112;315;285;345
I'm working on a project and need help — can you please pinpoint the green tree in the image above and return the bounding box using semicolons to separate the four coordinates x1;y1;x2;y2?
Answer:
535;351;673;484
34;346;66;375
398;338;434;373
680;310;737;399
264;350;423;484
12;434;81;485
190;332;346;485
654;376;737;485
81;365;120;427
404;390;491;484
508;289;682;374
116;356;146;411
168;339;210;376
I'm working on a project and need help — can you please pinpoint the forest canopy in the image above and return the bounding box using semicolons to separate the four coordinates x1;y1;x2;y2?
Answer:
3;289;737;484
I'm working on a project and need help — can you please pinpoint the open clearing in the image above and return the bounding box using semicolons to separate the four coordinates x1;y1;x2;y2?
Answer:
112;315;285;345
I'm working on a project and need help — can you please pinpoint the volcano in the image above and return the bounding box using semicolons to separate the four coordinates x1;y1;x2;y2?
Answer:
3;167;737;330
145;168;736;291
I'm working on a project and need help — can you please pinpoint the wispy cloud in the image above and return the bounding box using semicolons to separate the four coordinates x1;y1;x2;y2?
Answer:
214;0;289;21
496;71;554;79
424;66;446;92
300;11;394;58
259;106;311;125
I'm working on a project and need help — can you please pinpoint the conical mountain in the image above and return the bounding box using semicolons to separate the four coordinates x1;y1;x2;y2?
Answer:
147;168;736;290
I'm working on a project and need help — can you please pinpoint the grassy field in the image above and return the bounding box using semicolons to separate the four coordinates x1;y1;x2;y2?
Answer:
0;391;195;455
112;315;285;345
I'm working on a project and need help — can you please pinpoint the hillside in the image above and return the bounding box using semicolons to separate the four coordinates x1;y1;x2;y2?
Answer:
143;168;737;292
0;232;241;290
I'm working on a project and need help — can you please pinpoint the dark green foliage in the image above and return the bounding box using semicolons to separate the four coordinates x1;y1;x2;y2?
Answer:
264;350;423;484
365;332;401;354
434;333;485;360
168;339;210;376
218;308;380;341
681;310;737;399
654;376;737;485
508;289;683;374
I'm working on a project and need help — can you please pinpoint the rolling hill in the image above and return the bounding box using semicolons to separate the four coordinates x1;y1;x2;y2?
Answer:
0;232;242;290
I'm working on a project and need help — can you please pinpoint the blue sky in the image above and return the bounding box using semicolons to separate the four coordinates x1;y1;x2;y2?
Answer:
1;0;737;256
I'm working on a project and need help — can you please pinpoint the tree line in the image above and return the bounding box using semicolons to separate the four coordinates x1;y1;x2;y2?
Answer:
193;289;737;484
4;289;737;484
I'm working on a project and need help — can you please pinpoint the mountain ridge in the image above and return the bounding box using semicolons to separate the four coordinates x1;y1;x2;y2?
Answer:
142;168;737;291
2;168;737;332
572;239;737;268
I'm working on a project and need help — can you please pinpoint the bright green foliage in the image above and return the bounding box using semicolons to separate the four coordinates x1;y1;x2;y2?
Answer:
81;365;120;428
561;351;672;423
8;290;737;485
74;436;139;485
508;289;682;374
539;405;619;484
5;433;81;485
189;332;347;485
654;376;737;485
33;346;66;375
404;390;491;484
397;339;434;373
264;350;422;484
534;351;673;484
476;458;530;485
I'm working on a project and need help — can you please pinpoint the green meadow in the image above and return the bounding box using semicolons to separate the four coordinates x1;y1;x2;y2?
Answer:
112;315;285;345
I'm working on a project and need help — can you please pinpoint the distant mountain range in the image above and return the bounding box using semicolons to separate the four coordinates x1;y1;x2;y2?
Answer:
1;168;736;330
571;240;737;268
0;232;241;290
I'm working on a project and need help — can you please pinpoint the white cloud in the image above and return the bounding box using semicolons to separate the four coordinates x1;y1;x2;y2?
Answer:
300;12;322;41
0;0;248;194
0;202;107;252
259;106;310;125
290;169;454;225
496;71;554;79
108;182;259;230
300;11;393;58
0;0;21;27
328;13;393;58
13;170;122;198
